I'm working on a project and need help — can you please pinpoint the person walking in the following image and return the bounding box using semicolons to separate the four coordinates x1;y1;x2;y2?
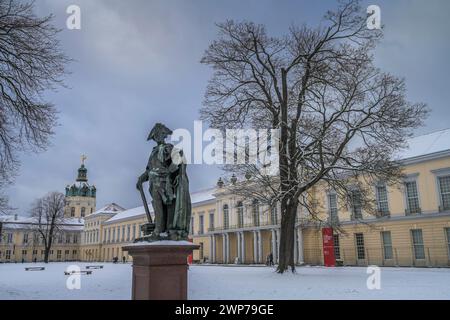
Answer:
268;252;274;266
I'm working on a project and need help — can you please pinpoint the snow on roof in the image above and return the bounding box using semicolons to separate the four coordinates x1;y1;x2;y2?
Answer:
90;203;126;217
104;204;153;224
0;215;84;231
190;187;216;204
104;188;217;224
397;128;450;161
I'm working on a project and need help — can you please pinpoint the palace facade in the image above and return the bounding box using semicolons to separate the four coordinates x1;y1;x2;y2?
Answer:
1;129;450;267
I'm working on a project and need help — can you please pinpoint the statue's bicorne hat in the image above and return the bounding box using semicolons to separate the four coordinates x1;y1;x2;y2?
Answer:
147;123;173;141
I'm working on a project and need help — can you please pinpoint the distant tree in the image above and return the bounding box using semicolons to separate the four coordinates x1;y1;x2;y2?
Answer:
0;0;70;213
200;0;428;273
30;192;66;263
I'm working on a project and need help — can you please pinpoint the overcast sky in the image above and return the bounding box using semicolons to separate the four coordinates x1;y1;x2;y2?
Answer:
8;0;450;214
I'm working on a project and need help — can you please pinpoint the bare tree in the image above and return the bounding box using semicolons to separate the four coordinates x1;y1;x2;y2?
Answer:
30;192;66;263
200;0;428;273
0;0;70;213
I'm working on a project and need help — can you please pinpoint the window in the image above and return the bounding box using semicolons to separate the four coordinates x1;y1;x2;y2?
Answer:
209;212;215;231
446;228;450;259
381;231;393;260
58;234;63;244
252;200;260;227
32;250;37;255
376;185;389;215
23;233;29;244
199;215;204;235
7;233;13;244
438;176;450;211
355;233;365;260
57;250;62;260
270;205;278;225
81;207;86;217
5;250;11;260
22;250;27;257
328;193;338;223
333;234;341;260
103;230;107;243
70;207;75;217
351;190;363;220
223;204;229;230
411;229;425;260
405;181;420;214
73;234;78;244
122;226;125;242
237;202;244;228
117;227;120;242
66;234;71;244
73;250;77;256
127;225;131;241
112;229;115;242
132;225;136;240
108;229;111;242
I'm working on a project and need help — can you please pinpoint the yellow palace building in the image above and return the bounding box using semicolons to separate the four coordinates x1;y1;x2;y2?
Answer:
190;129;450;267
1;129;450;267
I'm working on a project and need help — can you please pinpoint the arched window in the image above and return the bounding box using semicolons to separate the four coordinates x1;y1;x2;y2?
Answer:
81;207;86;217
70;207;75;217
252;200;260;227
237;202;244;228
223;204;229;230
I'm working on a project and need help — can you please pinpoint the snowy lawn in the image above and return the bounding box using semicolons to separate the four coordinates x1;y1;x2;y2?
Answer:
0;262;450;299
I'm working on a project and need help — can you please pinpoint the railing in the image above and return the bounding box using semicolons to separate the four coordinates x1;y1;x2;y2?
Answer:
405;207;422;216
207;220;279;232
375;210;391;218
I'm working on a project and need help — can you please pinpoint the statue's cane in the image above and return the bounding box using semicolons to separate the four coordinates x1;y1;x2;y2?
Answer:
138;182;155;234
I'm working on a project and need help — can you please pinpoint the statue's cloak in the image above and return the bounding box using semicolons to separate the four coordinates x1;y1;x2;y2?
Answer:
172;162;192;233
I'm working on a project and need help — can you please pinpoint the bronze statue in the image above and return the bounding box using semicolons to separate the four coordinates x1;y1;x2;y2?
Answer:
136;123;192;241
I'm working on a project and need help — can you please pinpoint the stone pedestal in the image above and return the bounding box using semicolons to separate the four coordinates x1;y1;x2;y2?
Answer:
123;242;199;300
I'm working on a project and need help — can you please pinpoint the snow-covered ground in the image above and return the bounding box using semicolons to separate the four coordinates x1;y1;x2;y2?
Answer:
0;262;450;299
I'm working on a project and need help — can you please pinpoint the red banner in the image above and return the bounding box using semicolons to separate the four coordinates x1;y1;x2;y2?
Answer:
187;238;193;264
322;228;336;267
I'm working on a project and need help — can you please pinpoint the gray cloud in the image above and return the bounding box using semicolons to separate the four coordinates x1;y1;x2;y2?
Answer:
8;0;450;213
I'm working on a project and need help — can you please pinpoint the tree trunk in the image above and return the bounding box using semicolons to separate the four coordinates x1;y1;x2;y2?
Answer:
44;249;49;264
277;200;298;273
44;239;52;263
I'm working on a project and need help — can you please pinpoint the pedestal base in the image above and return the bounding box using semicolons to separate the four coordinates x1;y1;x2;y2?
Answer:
123;242;199;300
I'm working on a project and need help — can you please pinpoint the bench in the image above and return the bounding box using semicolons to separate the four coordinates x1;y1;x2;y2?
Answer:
86;265;103;269
64;270;93;275
25;267;45;271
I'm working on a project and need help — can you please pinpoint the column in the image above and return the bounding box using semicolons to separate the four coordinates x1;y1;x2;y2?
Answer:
253;231;258;264
209;235;214;263
222;234;227;264
241;232;246;264
297;228;304;264
275;229;280;264
257;230;262;264
294;227;298;264
212;235;216;263
236;232;241;263
225;233;230;264
271;229;277;263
